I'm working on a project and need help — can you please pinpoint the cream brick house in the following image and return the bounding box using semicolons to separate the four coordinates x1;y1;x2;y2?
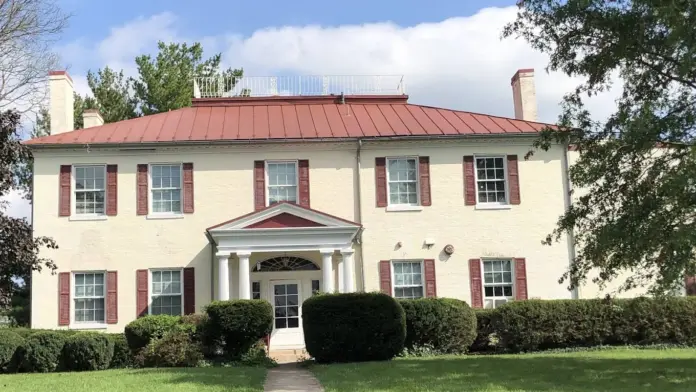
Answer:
27;69;576;349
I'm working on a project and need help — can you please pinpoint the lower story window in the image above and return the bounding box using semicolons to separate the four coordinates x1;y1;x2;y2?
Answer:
252;281;261;300
483;259;513;308
311;279;320;295
151;270;182;316
74;272;105;323
393;260;424;299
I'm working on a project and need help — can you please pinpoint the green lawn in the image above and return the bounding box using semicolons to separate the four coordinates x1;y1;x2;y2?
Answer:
311;348;696;392
0;367;267;392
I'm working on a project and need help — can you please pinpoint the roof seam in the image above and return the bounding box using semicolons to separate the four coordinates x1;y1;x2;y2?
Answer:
409;105;441;135
362;104;382;137
321;104;335;137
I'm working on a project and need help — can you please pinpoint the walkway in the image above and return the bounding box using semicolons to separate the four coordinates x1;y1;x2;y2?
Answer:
263;363;325;392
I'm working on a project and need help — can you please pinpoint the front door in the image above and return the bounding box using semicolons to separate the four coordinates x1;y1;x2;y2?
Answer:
270;280;303;347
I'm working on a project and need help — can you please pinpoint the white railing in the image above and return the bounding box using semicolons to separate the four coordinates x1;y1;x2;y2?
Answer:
192;75;406;98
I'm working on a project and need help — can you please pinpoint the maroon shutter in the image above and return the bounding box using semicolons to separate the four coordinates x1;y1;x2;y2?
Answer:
507;155;521;205
419;157;432;206
375;157;387;207
136;164;148;215
298;159;310;208
469;259;483;308
424;259;436;297
183;268;195;315
106;165;118;216
59;165;71;216
686;276;696;296
254;161;265;211
183;163;194;213
136;269;148;317
106;271;118;324
463;156;476;205
514;257;528;300
58;272;70;325
379;260;392;294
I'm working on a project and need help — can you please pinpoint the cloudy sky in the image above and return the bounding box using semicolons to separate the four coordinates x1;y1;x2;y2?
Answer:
3;0;620;220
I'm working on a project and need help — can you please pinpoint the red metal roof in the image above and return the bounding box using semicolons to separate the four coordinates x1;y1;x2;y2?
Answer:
25;95;554;146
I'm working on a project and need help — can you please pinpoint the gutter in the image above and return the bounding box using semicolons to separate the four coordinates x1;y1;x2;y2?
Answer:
561;144;580;299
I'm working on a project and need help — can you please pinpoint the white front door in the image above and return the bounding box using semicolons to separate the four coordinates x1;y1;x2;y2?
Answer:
270;280;303;347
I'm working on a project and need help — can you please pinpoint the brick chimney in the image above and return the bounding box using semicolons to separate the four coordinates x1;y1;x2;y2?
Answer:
48;71;75;134
83;109;104;128
511;68;538;122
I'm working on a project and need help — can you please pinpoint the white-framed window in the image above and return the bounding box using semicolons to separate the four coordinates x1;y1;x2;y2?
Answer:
150;164;182;214
392;260;424;299
252;281;261;300
474;157;507;204
73;272;105;324
483;259;514;308
266;161;298;205
74;165;106;215
387;157;419;206
150;269;183;316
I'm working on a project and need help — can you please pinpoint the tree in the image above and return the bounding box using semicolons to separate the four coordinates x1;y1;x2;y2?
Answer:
132;41;243;115
73;92;97;130
504;0;696;294
86;66;137;123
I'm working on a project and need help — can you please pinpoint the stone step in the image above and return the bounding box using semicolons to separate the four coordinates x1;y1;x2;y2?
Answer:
269;349;309;364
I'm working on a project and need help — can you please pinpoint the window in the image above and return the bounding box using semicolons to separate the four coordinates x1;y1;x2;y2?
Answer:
387;158;418;205
151;270;182;316
267;161;298;205
74;272;105;323
393;260;424;299
483;260;513;308
311;280;320;295
252;281;261;300
74;166;106;215
475;157;507;204
151;164;182;214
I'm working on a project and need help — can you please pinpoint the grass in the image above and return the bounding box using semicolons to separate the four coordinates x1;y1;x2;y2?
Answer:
0;367;267;392
310;348;696;392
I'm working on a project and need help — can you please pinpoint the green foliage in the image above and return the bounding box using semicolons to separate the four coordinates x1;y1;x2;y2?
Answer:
204;300;272;359
303;292;406;363
17;331;67;373
0;329;23;372
399;298;476;354
137;330;203;368
179;313;209;344
124;315;180;351
107;334;132;368
62;332;114;371
72;92;98;130
470;309;498;352
86;66;138;124
238;341;276;367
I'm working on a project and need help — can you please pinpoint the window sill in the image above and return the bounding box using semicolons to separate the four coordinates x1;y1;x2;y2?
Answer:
69;215;108;222
475;204;512;211
70;323;107;330
146;213;184;220
386;205;424;212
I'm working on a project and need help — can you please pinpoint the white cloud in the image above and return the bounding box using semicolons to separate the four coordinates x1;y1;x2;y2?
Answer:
1;189;31;221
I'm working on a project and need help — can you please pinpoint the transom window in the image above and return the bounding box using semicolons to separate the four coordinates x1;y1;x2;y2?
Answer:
253;256;319;272
151;270;182;316
74;166;106;215
393;260;424;299
252;281;261;300
74;272;105;323
151;164;182;214
267;161;298;205
475;157;507;204
483;260;513;308
387;158;418;205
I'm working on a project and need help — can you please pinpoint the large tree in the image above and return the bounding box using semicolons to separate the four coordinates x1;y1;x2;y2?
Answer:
86;66;137;123
504;0;696;294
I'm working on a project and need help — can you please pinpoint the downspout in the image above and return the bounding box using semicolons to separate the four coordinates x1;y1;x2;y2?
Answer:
356;139;366;291
561;144;579;299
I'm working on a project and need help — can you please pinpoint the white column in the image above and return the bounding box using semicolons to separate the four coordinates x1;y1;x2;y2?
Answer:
341;248;355;293
320;249;335;293
238;251;251;300
337;257;344;293
217;254;230;301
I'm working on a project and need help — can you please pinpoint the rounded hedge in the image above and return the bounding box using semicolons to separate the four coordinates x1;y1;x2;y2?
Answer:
0;330;23;372
303;292;406;363
138;330;203;368
18;331;68;373
124;315;180;351
62;332;114;371
108;334;132;368
399;298;476;354
204;300;273;359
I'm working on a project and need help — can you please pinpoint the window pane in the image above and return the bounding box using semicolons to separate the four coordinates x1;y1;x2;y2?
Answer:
504;286;513;296
287;318;299;328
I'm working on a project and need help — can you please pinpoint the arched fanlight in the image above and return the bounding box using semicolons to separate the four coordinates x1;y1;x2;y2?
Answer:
253;256;319;272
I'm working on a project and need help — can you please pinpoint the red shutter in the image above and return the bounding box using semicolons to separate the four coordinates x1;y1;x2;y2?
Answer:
183;267;195;315
136;269;148;317
136;164;148;215
424;259;437;297
106;165;118;216
686;276;696;296
254;161;265;211
375;158;387;207
419;157;431;206
58;272;70;325
514;257;528;300
469;259;483;308
59;165;71;216
106;271;118;324
507;155;521;205
298;159;310;208
183;163;194;213
379;260;392;295
463;156;476;205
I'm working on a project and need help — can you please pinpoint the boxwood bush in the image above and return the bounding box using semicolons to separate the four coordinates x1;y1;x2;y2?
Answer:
0;329;23;372
124;315;180;351
17;331;68;373
62;332;114;371
399;298;476;354
137;330;203;368
108;334;132;368
303;292;406;363
204;300;273;359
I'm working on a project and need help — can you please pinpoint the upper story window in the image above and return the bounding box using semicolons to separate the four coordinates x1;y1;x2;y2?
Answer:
483;259;513;308
475;157;507;205
387;158;418;206
151;164;182;214
74;165;106;215
267;161;298;205
392;260;424;299
74;272;105;324
151;269;182;316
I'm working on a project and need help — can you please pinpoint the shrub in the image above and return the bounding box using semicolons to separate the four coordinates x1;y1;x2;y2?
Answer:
62;332;114;371
399;298;476;354
17;331;68;373
204;300;273;359
137;330;203;367
0;330;23;372
470;309;498;352
124;315;180;351
303;292;406;363
239;340;276;367
179;313;208;341
108;334;132;368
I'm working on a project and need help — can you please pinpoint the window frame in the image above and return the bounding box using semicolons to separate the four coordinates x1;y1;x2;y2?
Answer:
251;281;261;300
265;160;299;206
148;163;184;216
148;268;184;316
473;155;509;207
391;259;425;299
71;270;107;328
71;164;107;218
385;157;420;207
481;258;515;309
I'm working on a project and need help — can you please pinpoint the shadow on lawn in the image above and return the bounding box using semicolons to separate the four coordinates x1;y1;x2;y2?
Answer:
126;367;267;392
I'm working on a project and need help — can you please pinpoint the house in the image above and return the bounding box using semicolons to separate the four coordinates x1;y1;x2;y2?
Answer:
27;70;576;349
